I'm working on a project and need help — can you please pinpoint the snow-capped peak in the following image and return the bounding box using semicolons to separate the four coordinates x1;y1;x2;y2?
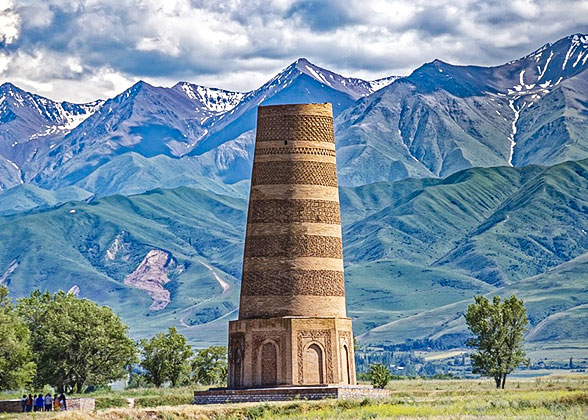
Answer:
0;82;104;140
269;57;399;99
174;82;244;113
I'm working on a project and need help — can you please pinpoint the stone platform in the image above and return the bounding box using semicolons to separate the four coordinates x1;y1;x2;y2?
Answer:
193;385;390;404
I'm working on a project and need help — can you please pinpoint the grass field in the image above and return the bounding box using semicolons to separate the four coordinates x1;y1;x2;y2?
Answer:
1;375;587;419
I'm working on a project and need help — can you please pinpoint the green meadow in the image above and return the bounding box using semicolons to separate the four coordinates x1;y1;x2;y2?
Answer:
2;375;587;419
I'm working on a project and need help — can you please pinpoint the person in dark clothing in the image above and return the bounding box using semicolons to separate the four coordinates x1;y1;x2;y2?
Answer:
58;392;67;410
21;395;26;412
35;394;45;411
25;394;33;412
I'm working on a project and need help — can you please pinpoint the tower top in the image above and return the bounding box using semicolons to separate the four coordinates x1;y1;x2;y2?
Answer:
257;103;333;117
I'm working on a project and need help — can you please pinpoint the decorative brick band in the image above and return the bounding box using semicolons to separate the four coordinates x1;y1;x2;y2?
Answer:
254;140;335;150
247;199;341;224
252;161;338;187
244;234;343;259
241;270;345;296
256;115;335;143
255;147;336;157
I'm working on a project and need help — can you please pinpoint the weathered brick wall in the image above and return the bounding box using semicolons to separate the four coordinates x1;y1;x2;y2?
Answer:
239;103;346;320
68;397;95;411
193;386;390;404
0;400;21;413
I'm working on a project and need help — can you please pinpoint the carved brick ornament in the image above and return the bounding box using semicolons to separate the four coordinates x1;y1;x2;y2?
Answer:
247;199;341;224
241;270;345;296
256;115;335;143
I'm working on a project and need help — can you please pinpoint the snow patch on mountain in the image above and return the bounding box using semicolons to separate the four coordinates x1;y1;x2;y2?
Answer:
175;82;244;113
0;83;104;142
507;99;520;166
562;34;588;70
368;76;400;92
292;58;397;99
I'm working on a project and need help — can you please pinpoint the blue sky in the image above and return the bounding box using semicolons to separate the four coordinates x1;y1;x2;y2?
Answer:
1;0;587;102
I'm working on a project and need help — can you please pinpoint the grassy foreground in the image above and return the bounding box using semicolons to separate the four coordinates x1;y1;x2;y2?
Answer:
1;376;587;419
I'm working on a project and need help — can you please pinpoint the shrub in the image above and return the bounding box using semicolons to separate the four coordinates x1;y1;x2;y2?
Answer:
367;363;392;389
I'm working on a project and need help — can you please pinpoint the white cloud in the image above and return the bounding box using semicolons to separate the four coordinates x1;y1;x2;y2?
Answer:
0;0;587;102
0;0;20;44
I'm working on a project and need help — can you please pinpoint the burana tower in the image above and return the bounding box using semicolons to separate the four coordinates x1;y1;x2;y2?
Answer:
195;103;387;403
229;103;354;388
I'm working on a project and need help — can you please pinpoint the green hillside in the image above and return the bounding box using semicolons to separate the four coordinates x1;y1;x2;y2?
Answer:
0;187;247;346
1;160;588;349
360;250;588;347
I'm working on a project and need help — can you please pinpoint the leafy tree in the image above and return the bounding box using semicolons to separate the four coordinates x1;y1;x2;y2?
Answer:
140;327;192;387
367;362;392;389
464;295;529;389
0;286;36;390
190;346;227;385
17;290;137;393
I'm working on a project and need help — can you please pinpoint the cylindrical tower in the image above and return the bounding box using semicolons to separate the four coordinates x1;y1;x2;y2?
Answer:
239;103;345;320
227;103;356;389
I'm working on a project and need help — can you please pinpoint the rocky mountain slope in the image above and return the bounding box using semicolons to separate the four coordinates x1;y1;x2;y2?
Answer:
336;33;588;185
0;59;394;198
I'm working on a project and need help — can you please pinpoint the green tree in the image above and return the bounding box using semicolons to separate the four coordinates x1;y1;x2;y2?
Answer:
140;327;192;387
367;362;392;389
17;290;137;393
190;346;227;385
0;286;36;390
464;295;529;389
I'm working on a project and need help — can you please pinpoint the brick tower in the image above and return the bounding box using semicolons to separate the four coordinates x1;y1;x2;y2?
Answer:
227;103;356;388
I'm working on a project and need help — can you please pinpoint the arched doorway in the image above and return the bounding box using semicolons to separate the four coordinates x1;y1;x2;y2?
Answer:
342;344;351;384
304;344;324;384
231;345;243;388
260;342;278;385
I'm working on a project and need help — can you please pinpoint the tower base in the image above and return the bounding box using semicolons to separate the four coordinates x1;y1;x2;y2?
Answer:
227;317;355;389
193;385;390;404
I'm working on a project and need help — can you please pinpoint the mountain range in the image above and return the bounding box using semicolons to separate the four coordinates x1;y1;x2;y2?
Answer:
1;33;588;353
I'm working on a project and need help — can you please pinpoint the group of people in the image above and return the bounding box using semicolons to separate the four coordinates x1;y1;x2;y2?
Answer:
20;393;67;412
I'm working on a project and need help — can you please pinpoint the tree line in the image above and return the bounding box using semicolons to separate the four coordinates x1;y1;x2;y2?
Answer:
0;287;226;393
2;286;530;392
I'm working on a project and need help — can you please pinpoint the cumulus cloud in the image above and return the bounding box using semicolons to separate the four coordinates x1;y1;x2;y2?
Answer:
0;0;20;45
0;0;587;102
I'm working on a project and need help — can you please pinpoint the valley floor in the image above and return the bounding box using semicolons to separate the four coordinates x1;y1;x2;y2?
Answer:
1;375;587;420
